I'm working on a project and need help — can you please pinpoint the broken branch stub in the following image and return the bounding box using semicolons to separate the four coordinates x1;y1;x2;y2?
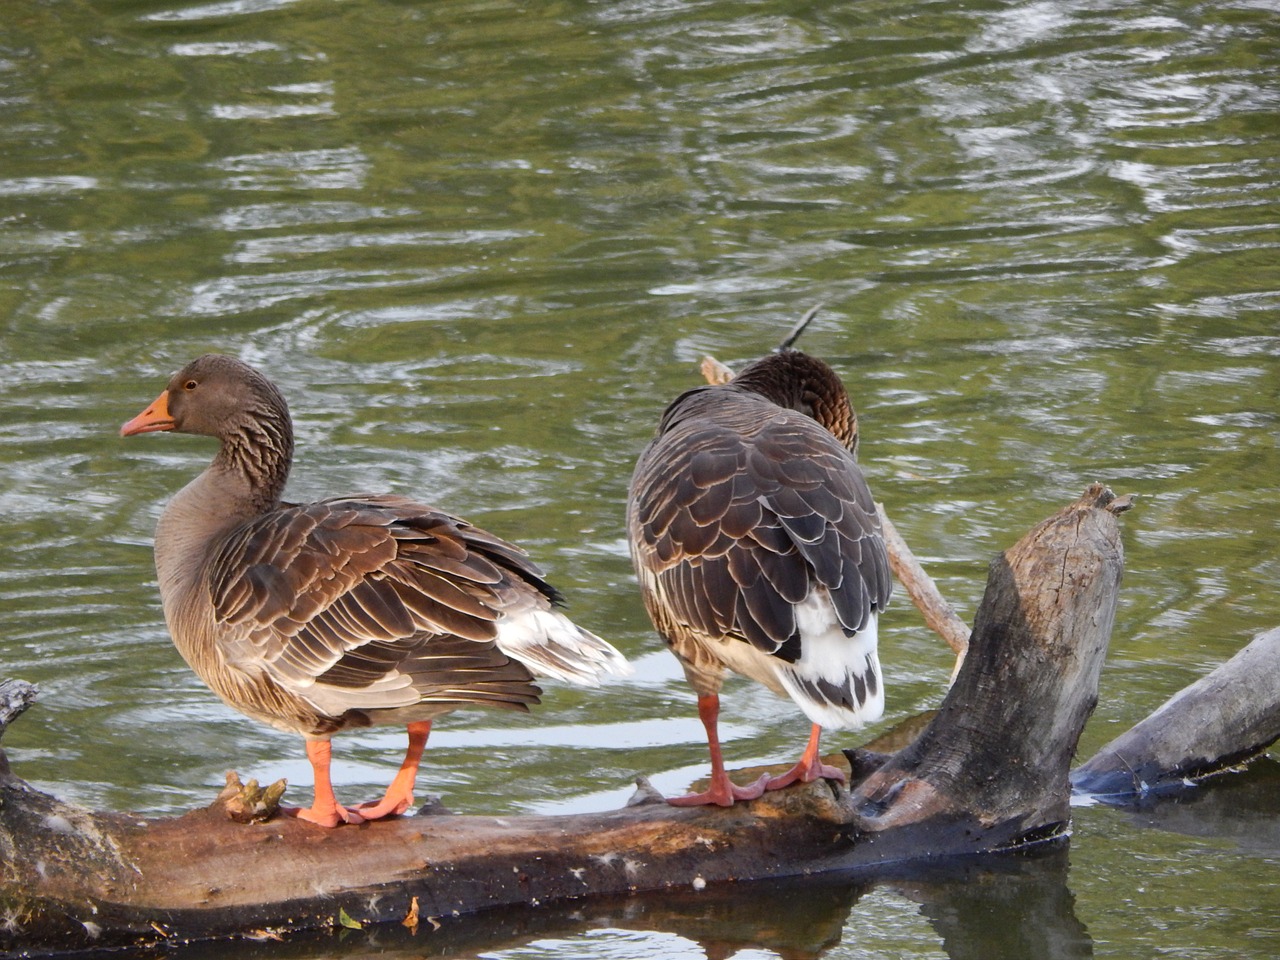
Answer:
846;484;1131;853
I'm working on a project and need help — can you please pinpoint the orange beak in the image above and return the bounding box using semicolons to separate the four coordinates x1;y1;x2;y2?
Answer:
120;390;175;437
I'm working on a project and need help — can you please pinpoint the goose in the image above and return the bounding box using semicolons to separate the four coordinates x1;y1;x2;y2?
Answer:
627;314;891;805
121;354;629;827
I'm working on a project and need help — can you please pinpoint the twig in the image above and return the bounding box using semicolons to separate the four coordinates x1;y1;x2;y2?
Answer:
876;505;970;659
775;304;823;352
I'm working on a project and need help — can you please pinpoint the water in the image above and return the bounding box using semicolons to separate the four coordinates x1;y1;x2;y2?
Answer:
2;0;1278;956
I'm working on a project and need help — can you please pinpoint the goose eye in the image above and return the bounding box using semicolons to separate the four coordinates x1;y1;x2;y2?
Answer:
184;380;198;391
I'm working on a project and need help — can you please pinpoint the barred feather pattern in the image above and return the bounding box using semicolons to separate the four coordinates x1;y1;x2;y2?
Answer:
201;494;628;734
141;354;629;740
627;351;891;730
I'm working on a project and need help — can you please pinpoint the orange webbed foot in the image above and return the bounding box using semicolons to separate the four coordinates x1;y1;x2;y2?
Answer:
668;771;770;807
283;802;366;828
764;758;847;792
348;792;413;821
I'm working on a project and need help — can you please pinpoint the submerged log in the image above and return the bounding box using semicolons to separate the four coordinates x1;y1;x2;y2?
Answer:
1072;626;1280;799
0;485;1134;954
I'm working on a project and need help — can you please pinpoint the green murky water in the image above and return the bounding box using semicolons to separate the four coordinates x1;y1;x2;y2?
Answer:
2;0;1278;957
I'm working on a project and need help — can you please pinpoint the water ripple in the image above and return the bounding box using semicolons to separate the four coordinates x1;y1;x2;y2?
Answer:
141;0;304;22
217;147;370;191
0;176;97;196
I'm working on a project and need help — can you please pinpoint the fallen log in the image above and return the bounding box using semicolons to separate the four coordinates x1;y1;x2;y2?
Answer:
0;484;1131;955
1072;626;1280;800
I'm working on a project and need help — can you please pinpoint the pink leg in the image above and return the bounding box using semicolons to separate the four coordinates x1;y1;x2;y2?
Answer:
351;720;433;820
765;722;847;791
669;694;769;807
285;738;365;828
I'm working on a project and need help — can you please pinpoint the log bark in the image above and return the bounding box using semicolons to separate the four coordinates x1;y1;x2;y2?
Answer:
842;484;1131;858
0;485;1131;954
1071;626;1280;799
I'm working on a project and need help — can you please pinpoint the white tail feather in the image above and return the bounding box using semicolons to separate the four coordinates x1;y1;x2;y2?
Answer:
775;590;884;730
496;609;632;685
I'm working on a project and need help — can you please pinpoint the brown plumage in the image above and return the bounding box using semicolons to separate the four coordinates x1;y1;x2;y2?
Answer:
628;320;891;806
122;354;629;827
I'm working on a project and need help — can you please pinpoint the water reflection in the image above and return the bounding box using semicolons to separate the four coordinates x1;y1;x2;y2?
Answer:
890;849;1092;960
1087;758;1280;859
156;846;1087;960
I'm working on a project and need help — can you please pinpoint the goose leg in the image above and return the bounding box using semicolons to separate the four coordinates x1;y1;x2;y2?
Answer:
350;720;432;820
287;738;365;828
670;694;769;807
764;722;846;791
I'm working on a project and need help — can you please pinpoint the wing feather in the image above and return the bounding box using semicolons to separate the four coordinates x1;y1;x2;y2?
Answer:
628;389;891;667
207;495;563;713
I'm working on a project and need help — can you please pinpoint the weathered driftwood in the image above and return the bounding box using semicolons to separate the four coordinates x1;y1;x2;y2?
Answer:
842;484;1132;858
0;485;1130;955
0;681;37;738
0;681;36;792
1072;626;1280;799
